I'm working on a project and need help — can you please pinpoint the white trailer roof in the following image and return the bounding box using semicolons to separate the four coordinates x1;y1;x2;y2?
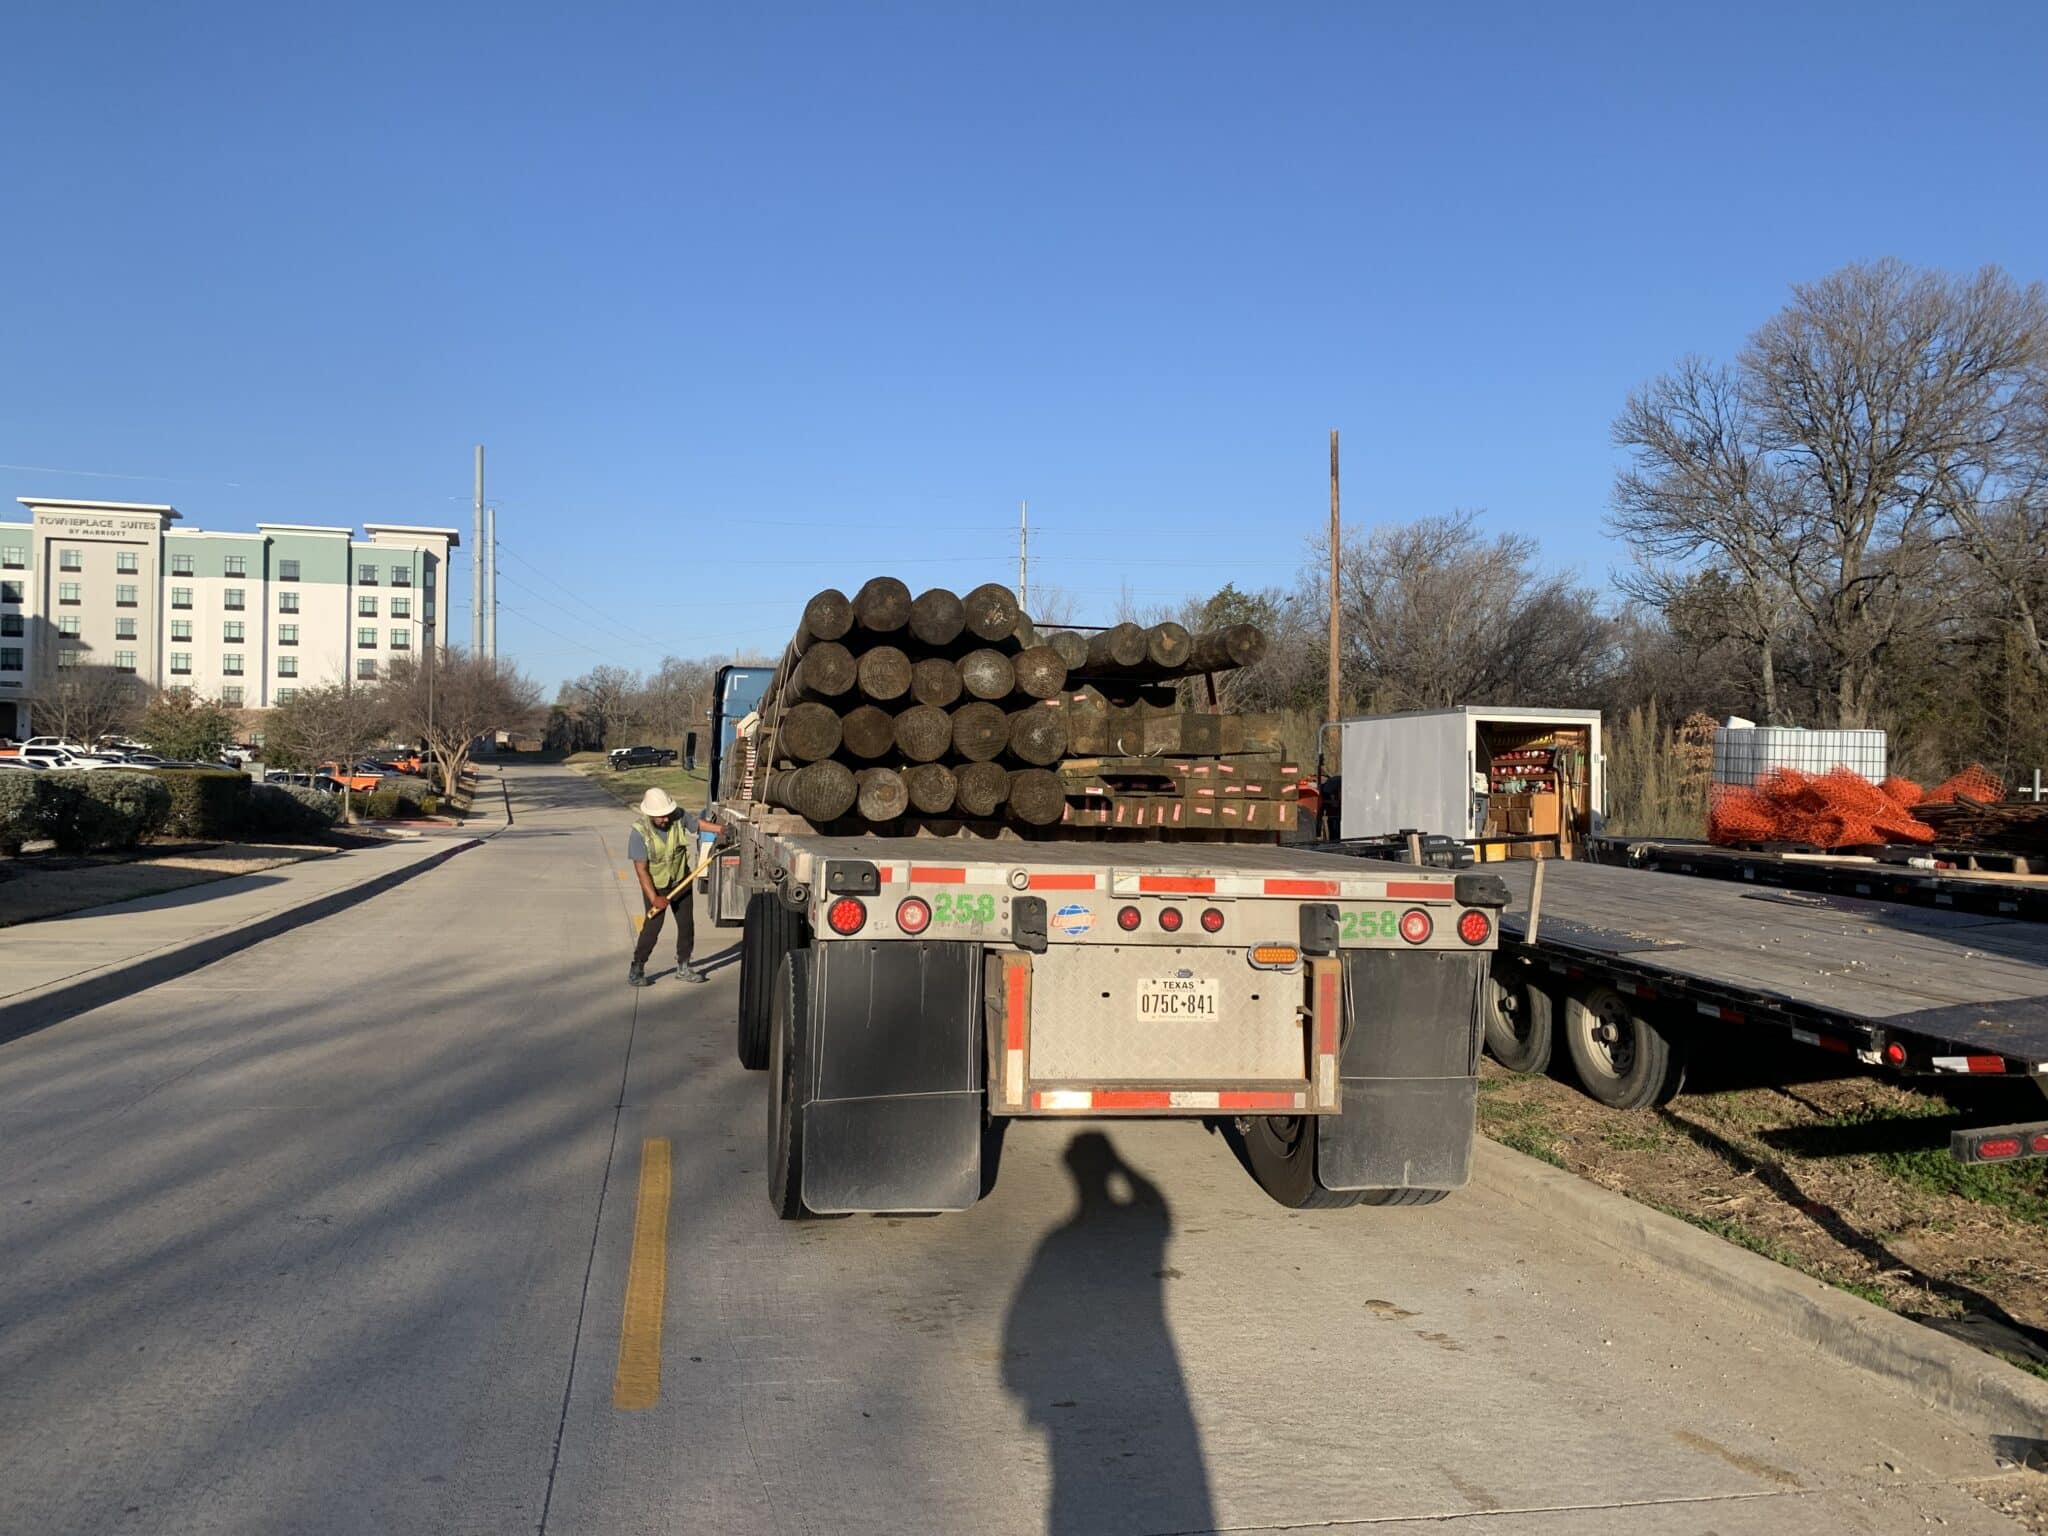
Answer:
1337;706;1602;725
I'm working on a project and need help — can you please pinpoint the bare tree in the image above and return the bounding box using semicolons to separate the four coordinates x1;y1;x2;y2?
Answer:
1326;512;1614;710
384;649;542;800
638;655;713;746
38;665;146;747
264;684;392;820
1614;260;2048;725
564;664;641;748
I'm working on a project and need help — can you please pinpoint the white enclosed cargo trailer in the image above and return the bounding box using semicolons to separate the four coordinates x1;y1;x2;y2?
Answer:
1338;707;1603;848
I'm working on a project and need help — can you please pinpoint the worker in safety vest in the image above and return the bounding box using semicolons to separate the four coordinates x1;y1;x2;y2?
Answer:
628;787;704;986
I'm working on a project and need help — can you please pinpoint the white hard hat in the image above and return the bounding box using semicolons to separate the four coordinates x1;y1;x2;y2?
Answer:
638;787;680;818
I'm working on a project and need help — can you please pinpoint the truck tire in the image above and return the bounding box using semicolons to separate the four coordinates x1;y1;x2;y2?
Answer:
738;892;808;1071
1484;965;1554;1074
766;951;813;1219
1562;983;1685;1110
1234;1116;1364;1209
1353;1186;1450;1207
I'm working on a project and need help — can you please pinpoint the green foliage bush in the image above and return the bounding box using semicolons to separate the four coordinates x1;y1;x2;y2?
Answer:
32;771;172;853
242;782;342;841
155;769;252;839
360;788;404;819
0;772;40;855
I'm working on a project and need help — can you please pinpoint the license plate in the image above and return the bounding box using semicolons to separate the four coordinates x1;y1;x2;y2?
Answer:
1135;976;1219;1020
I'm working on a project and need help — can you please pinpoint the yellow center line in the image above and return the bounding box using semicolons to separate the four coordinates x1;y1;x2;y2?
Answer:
613;1137;672;1411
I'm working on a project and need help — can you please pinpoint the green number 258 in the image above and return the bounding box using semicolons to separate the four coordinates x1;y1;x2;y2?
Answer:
1338;909;1398;941
934;892;998;925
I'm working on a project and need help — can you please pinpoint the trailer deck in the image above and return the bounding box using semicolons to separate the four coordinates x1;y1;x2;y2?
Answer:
1454;857;2048;1075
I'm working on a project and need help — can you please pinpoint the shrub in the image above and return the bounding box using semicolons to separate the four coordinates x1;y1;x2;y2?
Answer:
360;788;405;819
386;776;436;805
418;794;441;816
0;772;41;855
34;770;171;853
155;769;252;839
242;781;341;841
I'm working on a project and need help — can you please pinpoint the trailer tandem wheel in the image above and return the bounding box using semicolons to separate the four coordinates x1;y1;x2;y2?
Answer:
1562;983;1685;1110
738;892;808;1071
1484;963;1555;1074
766;951;813;1219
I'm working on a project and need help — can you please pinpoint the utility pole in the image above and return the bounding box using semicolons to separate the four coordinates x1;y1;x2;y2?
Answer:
1018;500;1028;609
1327;429;1341;727
472;445;484;656
484;505;498;662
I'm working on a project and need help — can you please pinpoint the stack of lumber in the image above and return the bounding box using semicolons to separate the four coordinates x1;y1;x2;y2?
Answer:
1912;797;2048;856
754;580;1292;835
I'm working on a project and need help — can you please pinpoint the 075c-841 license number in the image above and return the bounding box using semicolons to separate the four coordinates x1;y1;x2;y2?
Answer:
1338;908;1402;941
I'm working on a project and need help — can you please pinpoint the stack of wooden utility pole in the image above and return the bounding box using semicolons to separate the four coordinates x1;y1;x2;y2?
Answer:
755;578;1292;836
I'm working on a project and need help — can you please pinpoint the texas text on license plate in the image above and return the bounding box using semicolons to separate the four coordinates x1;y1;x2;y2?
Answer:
1136;976;1219;1020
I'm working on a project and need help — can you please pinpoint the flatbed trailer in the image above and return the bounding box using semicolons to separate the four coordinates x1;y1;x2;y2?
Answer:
1428;856;2048;1162
1591;836;2048;924
704;791;1511;1217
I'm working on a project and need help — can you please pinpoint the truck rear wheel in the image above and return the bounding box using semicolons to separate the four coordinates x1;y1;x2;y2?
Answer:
766;951;813;1219
1484;965;1554;1074
738;892;808;1071
1236;1116;1365;1209
1563;983;1684;1110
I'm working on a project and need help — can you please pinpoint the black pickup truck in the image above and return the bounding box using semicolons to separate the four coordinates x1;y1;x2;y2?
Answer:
609;744;678;770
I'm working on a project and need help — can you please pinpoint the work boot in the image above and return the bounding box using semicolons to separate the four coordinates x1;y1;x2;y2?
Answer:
628;963;653;988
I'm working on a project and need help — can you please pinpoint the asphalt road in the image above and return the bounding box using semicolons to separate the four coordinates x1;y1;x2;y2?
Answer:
0;762;2031;1535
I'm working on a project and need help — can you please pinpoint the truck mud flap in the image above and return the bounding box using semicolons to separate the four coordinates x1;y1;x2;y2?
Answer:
802;939;984;1213
1317;949;1486;1191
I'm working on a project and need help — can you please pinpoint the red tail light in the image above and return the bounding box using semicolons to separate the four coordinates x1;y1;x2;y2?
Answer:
1977;1137;2021;1160
895;897;931;934
1883;1041;1908;1067
2034;1133;2048;1154
1200;907;1225;933
827;897;867;936
1158;907;1183;933
1398;909;1433;944
1456;909;1491;945
1116;905;1142;931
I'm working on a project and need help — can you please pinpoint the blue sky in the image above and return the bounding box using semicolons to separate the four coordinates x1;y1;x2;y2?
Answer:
4;2;2044;691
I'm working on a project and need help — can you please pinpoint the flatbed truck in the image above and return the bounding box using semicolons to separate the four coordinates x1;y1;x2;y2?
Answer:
698;665;1513;1216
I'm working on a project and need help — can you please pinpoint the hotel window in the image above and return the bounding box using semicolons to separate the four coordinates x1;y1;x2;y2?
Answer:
390;595;411;618
113;650;137;672
357;658;378;680
278;623;298;646
223;588;246;611
277;656;299;678
0;648;19;672
222;654;244;676
115;618;137;641
116;551;139;574
59;548;81;571
276;687;298;703
225;555;247;576
357;626;377;648
391;628;411;650
57;615;81;638
171;619;192;642
59;582;81;605
223;621;245;643
358;595;378;617
0;615;20;637
222;685;244;707
172;587;193;609
277;591;300;614
171;553;194;576
116;584;138;607
357;563;378;585
391;566;412;588
170;652;192;675
279;558;300;581
1;581;20;604
1;546;24;568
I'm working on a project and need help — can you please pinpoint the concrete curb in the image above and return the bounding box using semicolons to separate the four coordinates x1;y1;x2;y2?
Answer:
0;838;483;1046
1472;1137;2048;1436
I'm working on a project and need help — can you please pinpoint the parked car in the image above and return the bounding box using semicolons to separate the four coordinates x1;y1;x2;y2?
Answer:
320;763;385;794
0;757;41;772
609;745;678;770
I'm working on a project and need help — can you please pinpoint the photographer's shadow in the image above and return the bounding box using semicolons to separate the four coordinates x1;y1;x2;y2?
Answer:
1001;1132;1215;1535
